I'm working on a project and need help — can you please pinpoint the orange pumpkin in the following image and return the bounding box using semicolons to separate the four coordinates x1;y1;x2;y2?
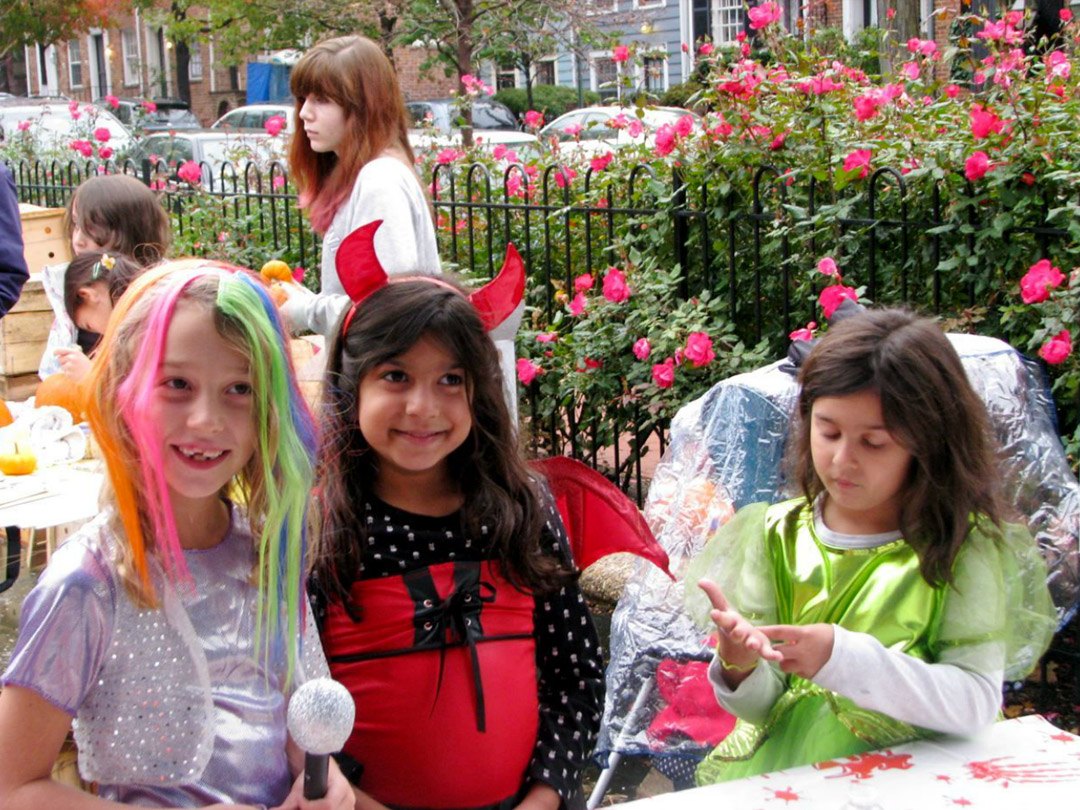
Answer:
261;259;292;283
0;447;37;475
35;373;86;422
0;400;12;427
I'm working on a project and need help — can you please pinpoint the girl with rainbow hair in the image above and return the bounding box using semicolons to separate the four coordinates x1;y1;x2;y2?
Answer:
0;261;353;810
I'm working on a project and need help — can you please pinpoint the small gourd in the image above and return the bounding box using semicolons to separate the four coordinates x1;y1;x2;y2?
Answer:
0;440;37;475
260;259;293;283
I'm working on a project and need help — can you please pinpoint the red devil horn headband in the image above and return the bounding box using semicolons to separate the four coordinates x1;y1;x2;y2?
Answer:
336;220;525;335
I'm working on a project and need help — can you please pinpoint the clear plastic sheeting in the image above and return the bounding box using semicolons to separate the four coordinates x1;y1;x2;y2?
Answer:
596;333;1080;768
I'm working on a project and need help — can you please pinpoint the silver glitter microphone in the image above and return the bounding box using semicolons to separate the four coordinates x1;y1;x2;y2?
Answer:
287;677;356;800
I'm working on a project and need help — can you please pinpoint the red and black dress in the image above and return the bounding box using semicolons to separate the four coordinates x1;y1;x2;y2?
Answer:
312;494;604;810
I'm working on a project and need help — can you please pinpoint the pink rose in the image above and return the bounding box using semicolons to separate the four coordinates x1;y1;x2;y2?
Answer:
69;139;93;158
516;358;542;385
562;123;583;138
524;110;543;129
97;146;113;160
555;166;576;188
574;273;594;293
292;267;306;283
142;100;157;113
853;94;882;121
93;127;111;143
651;359;675;388
747;1;782;30
590;152;614;173
568;292;587;316
1020;259;1065;304
699;43;714;56
177;160;202;184
602;267;631;303
683;332;715;367
627;119;644;138
436;148;464;165
675;115;694;137
945;84;961;98
633;338;651;360
843;149;872;179
964;151;990;182
1039;329;1072;364
536;331;559;343
17;120;30;132
901;61;920;81
272;175;286;189
612;45;630;63
817;257;839;276
654;123;677;157
264;115;286;137
1061;8;1073;22
819;284;859;318
105;94;120;109
969;104;1003;139
789;321;817;342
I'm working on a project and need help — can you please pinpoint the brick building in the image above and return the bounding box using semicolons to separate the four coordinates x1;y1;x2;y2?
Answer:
20;7;455;128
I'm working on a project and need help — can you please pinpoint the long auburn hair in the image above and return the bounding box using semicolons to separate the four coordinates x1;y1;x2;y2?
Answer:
288;35;417;234
64;174;171;266
310;278;572;613
786;308;1004;586
85;261;318;676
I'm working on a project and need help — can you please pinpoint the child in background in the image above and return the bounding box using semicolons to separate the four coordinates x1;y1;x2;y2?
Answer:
687;308;1056;783
309;267;603;810
0;262;352;810
282;35;439;340
40;174;171;378
51;250;142;380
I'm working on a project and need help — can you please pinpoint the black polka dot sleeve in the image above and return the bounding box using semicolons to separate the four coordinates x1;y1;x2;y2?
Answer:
528;499;606;805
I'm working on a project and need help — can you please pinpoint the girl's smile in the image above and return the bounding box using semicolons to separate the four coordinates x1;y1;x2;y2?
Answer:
358;334;472;502
148;300;256;540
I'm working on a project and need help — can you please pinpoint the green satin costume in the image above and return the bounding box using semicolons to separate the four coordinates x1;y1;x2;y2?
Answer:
686;498;1056;785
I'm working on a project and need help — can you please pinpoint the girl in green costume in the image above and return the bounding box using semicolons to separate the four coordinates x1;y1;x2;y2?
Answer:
687;309;1056;784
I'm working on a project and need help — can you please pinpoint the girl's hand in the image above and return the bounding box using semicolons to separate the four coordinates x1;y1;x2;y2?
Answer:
272;757;355;810
698;579;782;686
757;623;835;679
53;347;91;381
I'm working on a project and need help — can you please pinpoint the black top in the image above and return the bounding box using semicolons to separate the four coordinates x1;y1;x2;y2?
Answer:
0;164;29;318
312;493;605;805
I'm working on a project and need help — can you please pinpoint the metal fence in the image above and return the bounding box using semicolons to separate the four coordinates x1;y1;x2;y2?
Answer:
7;156;1075;498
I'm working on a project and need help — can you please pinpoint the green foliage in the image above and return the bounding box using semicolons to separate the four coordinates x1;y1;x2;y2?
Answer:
494;85;600;119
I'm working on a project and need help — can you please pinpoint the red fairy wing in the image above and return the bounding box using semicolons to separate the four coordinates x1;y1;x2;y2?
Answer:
531;456;673;578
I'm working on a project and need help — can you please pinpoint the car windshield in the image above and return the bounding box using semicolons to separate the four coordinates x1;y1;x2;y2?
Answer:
473;104;517;130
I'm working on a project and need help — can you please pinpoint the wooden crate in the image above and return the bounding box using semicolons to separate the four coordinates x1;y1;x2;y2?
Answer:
18;204;71;274
0;373;40;401
1;276;50;378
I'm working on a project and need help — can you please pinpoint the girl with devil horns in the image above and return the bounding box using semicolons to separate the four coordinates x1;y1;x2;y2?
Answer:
307;222;605;810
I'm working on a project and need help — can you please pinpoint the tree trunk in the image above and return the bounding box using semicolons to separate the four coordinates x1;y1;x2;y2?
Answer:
456;0;474;148
378;3;398;67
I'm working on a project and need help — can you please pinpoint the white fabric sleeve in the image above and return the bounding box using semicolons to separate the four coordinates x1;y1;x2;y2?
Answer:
813;625;1002;735
283;290;349;340
706;654;786;726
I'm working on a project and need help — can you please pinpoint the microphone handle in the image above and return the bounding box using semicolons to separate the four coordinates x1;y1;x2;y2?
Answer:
304;751;330;800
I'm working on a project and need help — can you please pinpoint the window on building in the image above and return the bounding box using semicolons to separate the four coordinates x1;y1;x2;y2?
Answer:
716;0;744;44
189;44;203;81
69;39;84;87
591;55;618;99
582;0;618;14
535;59;556;86
637;0;666;8
496;60;516;90
121;30;139;86
643;55;666;94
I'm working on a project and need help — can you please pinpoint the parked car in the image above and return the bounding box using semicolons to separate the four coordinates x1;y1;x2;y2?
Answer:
96;97;202;132
408;129;540;162
128;129;287;183
406;98;520;133
538;105;702;157
0;97;132;158
211;103;295;135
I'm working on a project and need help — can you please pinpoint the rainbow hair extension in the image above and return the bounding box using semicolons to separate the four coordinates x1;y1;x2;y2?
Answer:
85;260;318;681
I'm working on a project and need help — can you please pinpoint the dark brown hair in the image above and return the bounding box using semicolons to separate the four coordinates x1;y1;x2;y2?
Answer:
288;35;417;234
786;308;1003;586
64;174;171;265
310;278;572;612
63;250;143;323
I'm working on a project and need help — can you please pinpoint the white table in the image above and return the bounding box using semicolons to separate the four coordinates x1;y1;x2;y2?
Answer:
0;460;103;568
619;715;1080;809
